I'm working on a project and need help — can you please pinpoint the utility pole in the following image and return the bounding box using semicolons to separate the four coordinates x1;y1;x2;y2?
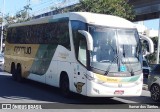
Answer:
27;0;30;19
0;0;5;53
24;0;31;19
156;13;160;64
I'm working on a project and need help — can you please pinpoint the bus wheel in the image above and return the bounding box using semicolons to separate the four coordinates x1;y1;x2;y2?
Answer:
11;63;16;80
16;64;23;82
60;74;71;97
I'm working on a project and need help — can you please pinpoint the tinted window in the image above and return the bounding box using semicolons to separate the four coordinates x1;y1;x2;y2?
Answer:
153;65;160;73
78;36;87;66
7;18;71;50
71;20;87;59
143;61;148;67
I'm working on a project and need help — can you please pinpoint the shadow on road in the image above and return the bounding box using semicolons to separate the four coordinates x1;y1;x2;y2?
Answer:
0;72;124;105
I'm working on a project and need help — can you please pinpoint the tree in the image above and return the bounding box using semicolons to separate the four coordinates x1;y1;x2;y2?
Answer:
145;37;158;64
64;0;135;20
24;4;32;20
151;37;158;51
3;13;16;24
21;11;28;20
0;17;2;24
13;4;32;23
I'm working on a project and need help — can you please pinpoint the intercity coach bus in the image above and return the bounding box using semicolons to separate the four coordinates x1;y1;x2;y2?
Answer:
4;12;154;97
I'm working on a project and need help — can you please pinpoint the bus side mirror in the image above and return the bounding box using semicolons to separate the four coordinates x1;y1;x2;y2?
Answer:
139;34;154;55
78;30;93;51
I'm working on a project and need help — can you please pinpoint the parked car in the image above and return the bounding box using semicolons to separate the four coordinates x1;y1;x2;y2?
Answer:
148;64;160;102
0;53;4;71
142;60;150;78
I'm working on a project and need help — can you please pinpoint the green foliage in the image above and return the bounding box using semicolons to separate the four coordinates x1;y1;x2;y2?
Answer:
0;17;2;24
146;52;157;64
21;11;28;19
66;0;135;20
151;37;158;51
145;37;158;64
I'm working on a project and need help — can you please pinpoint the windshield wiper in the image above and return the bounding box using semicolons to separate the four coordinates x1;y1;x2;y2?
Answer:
123;45;125;57
104;54;119;75
104;44;118;75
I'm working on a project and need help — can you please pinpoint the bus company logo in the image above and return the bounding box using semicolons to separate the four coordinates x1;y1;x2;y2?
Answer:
14;46;31;54
74;82;85;93
118;83;122;88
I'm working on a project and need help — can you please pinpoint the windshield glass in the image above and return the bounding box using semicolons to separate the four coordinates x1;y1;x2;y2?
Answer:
89;26;118;72
89;26;141;74
117;29;139;63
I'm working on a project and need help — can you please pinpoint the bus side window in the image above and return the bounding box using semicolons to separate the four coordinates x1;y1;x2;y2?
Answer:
78;37;87;66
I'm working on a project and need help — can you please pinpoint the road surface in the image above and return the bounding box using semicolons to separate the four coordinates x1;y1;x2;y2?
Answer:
0;72;159;111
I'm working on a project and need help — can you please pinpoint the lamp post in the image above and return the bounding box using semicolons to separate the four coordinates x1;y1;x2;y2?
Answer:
156;13;160;64
0;0;5;53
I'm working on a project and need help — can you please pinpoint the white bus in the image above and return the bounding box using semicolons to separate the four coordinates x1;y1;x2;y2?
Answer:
4;12;154;97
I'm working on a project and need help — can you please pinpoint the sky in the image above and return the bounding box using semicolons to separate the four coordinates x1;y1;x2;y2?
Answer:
0;0;79;16
0;0;37;15
144;19;159;30
0;0;159;30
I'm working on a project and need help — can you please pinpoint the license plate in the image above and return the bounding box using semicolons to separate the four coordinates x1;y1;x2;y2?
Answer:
114;90;124;95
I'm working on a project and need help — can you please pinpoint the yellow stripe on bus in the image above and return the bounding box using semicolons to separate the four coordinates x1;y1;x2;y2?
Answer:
95;74;121;83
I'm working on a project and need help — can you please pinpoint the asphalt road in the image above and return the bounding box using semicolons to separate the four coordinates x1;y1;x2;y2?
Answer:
0;72;124;104
0;72;159;111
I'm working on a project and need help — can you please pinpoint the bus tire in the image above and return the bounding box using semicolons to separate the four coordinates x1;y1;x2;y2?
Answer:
60;73;71;97
11;63;16;80
16;64;23;82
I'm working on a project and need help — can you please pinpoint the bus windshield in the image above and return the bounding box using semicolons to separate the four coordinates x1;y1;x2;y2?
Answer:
89;26;141;74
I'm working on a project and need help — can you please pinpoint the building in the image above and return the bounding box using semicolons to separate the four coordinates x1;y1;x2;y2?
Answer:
145;29;158;38
135;22;158;38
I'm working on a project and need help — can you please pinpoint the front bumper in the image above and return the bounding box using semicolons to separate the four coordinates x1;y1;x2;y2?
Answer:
86;74;143;97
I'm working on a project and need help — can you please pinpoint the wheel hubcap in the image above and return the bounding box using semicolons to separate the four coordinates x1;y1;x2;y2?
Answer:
151;85;160;101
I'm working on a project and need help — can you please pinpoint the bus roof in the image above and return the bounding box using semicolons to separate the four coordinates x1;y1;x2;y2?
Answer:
9;12;136;29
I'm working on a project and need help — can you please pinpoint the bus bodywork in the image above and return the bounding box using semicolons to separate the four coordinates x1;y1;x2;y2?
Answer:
4;12;153;97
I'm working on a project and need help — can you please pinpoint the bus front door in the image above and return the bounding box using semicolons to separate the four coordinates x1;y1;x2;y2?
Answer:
73;37;87;95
